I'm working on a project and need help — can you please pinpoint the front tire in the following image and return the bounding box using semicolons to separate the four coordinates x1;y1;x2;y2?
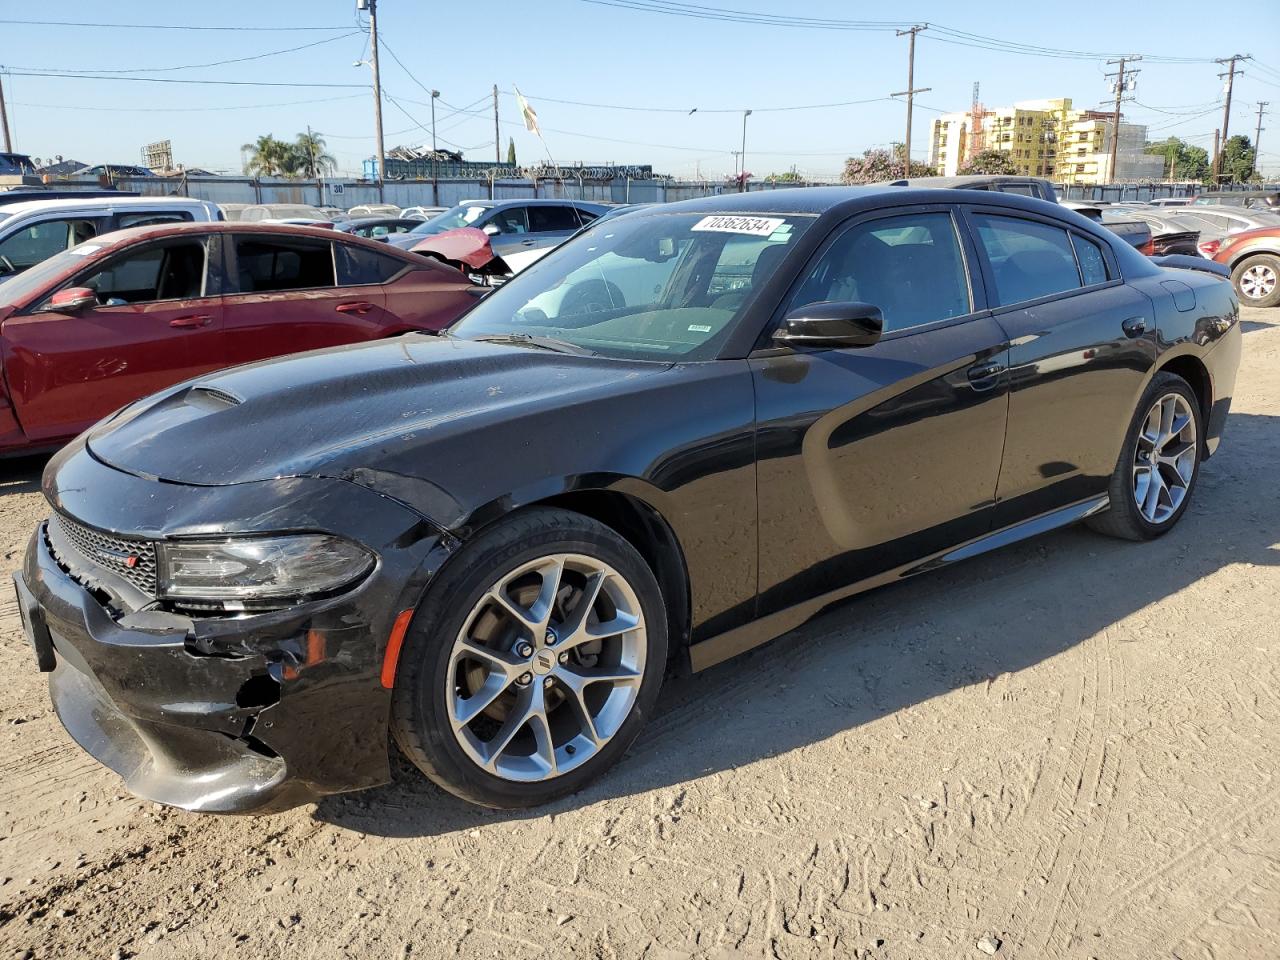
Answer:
1231;253;1280;308
1087;372;1202;541
390;507;667;808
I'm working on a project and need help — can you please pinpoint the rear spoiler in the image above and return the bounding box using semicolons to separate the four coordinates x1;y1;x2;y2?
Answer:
1150;254;1229;279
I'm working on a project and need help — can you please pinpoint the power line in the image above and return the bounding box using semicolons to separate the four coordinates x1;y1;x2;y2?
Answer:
8;32;360;75
8;93;368;113
0;17;353;31
2;71;365;89
495;89;894;114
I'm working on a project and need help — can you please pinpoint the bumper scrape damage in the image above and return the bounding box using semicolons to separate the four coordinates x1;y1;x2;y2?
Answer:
14;439;455;814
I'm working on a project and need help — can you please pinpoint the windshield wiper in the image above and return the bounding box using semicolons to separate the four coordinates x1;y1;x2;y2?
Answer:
472;333;598;357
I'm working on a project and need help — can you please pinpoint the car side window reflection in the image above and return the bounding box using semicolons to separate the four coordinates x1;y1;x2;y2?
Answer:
972;213;1082;306
80;241;207;306
787;212;971;333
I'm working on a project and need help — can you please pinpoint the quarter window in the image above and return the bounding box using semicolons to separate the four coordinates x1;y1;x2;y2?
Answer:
336;244;407;285
234;238;335;292
788;212;971;333
972;213;1082;306
1071;234;1109;286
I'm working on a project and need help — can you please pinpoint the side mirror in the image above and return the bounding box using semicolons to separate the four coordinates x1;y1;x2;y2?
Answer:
773;301;883;349
42;287;98;314
481;223;501;237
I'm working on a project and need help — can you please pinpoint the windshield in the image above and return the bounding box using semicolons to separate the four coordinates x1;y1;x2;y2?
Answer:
0;241;107;302
451;211;812;361
409;204;491;236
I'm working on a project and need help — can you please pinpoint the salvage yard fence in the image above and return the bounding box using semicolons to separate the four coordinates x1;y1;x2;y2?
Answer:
108;175;1277;211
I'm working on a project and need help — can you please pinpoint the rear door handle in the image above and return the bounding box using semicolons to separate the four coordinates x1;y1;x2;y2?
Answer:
520;239;537;246
336;301;375;316
1122;316;1147;338
966;360;1005;391
169;314;212;329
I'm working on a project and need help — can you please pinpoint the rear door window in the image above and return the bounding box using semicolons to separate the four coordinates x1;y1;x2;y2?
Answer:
528;205;589;232
1071;234;1109;286
233;237;335;293
971;213;1082;306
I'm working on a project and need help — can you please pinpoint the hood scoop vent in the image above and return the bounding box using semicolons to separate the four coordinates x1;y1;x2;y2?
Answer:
185;386;243;410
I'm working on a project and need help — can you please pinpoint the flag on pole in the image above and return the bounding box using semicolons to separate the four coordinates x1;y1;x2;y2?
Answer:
514;86;540;136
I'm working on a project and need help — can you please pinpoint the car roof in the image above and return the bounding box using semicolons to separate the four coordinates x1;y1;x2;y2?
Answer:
455;198;609;210
76;221;432;258
0;196;210;216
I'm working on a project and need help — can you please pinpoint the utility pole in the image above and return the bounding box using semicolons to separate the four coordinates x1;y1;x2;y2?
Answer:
367;0;386;200
493;85;501;164
1104;56;1140;183
893;25;930;178
430;89;440;205
1214;54;1249;182
306;123;321;205
739;110;751;192
0;72;11;153
1254;101;1268;180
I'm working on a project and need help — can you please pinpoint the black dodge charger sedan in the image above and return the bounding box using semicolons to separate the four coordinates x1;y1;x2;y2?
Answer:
14;187;1241;813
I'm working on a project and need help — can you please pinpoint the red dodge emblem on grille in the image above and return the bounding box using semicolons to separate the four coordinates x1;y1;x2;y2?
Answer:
124;555;139;568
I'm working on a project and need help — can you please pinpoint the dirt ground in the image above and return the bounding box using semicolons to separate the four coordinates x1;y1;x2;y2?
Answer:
0;306;1276;960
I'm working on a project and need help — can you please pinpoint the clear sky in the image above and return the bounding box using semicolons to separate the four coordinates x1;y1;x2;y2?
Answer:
2;0;1277;179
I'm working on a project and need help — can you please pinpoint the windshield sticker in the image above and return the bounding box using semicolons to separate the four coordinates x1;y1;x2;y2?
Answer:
687;324;713;333
691;215;786;237
68;245;105;256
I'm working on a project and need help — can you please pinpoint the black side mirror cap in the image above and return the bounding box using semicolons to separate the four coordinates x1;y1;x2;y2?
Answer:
773;301;884;349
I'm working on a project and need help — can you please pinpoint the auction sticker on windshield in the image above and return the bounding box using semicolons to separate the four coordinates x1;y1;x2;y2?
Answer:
691;215;786;236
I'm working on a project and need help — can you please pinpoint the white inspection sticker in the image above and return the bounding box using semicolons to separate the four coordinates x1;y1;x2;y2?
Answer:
68;244;105;257
691;215;785;237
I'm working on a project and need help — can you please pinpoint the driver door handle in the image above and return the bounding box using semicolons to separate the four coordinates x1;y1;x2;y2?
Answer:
966;360;1005;391
169;314;213;329
336;301;376;316
520;239;537;246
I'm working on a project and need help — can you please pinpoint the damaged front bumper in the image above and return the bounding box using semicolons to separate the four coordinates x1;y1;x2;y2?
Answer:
15;441;453;814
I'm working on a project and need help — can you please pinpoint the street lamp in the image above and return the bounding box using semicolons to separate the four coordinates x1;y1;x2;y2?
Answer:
740;109;752;192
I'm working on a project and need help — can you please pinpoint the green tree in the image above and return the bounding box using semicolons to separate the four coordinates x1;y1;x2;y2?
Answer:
841;145;931;184
292;131;335;178
241;134;294;177
506;137;517;166
958;149;1018;176
1144;136;1209;181
1219;134;1256;183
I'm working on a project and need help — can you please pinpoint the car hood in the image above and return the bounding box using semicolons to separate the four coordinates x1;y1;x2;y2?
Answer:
409;227;497;268
86;334;662;488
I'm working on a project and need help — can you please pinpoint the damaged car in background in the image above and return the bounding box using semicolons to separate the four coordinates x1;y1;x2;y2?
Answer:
15;187;1240;813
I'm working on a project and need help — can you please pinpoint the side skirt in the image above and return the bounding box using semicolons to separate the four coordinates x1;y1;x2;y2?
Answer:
688;494;1110;673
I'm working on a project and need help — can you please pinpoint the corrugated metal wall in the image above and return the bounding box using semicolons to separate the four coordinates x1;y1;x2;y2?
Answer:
110;175;1276;210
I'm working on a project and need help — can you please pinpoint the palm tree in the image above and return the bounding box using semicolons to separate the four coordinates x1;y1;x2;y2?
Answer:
241;135;292;177
293;131;336;178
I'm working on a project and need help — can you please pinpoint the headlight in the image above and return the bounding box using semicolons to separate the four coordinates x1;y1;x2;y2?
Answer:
157;534;374;604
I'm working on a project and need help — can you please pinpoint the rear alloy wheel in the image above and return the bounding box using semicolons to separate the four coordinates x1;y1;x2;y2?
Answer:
1232;253;1280;308
1088;372;1202;541
391;508;667;808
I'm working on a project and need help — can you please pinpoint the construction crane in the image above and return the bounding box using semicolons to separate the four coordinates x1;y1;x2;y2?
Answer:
967;81;985;164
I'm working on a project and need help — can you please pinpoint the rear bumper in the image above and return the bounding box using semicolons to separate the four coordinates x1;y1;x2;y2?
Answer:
1203;314;1242;458
19;444;453;814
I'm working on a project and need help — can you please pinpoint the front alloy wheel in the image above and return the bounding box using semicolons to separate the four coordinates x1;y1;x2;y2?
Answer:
391;508;667;808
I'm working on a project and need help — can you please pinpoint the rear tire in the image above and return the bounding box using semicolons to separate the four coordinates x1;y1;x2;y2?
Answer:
1231;253;1280;308
1087;372;1202;541
390;507;667;808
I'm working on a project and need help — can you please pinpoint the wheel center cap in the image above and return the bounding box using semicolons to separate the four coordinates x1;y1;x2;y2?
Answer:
532;649;556;675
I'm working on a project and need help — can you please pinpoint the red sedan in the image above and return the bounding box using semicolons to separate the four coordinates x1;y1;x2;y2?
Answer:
1201;225;1280;308
0;223;481;454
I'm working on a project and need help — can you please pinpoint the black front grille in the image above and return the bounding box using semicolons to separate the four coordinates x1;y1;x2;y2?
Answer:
48;512;158;597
